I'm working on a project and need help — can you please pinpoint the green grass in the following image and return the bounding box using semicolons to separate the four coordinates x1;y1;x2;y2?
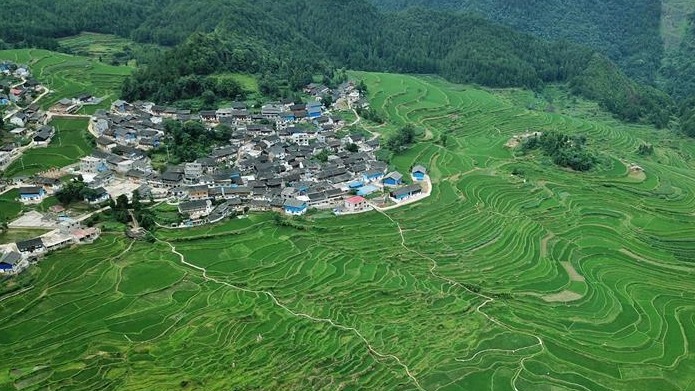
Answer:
1;72;694;390
212;73;259;94
0;189;22;222
57;33;139;65
0;228;50;245
0;48;132;110
4;118;93;177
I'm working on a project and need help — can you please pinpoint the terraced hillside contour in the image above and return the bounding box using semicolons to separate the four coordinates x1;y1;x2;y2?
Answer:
0;49;132;113
1;73;694;390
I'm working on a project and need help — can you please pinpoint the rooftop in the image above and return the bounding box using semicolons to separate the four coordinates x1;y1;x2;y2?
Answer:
345;196;366;204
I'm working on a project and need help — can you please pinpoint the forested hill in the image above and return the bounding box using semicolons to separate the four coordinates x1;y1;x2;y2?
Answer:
0;0;675;128
371;0;663;84
2;0;168;49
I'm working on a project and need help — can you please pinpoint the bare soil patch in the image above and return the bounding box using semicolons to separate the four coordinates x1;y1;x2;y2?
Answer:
561;261;585;282
542;290;583;302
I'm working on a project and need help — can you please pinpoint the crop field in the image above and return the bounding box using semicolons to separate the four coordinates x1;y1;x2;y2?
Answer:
4;118;92;178
0;189;22;223
58;33;139;65
1;73;694;390
0;49;132;110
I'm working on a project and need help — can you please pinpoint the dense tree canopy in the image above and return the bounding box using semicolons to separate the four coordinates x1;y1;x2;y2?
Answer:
522;131;597;172
372;0;664;83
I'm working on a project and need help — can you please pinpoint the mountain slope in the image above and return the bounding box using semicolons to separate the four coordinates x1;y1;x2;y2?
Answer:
371;0;664;84
1;0;674;127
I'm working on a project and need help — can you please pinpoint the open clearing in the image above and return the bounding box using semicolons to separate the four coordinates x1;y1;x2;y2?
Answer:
0;73;694;390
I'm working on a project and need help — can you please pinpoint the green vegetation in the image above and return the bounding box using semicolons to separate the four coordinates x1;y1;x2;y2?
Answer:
570;55;673;128
1;0;165;49
2;72;694;390
0;49;132;110
637;143;655;156
372;0;663;83
0;228;49;245
0;189;22;223
4;118;92;177
151;120;231;165
521;131;597;171
661;13;695;138
55;177;98;206
0;0;674;127
385;123;417;152
121;30;331;103
57;32;146;66
211;73;259;94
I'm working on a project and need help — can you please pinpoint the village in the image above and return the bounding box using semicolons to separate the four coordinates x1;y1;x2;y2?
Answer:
0;62;431;276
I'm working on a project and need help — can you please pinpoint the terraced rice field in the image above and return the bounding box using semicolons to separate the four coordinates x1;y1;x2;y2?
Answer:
4;118;92;178
0;49;132;111
1;73;695;390
57;33;140;65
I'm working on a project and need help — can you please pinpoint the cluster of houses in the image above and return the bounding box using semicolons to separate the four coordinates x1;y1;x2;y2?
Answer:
69;82;428;225
303;81;370;110
0;61;34;107
1;105;54;169
50;94;99;114
0;217;100;275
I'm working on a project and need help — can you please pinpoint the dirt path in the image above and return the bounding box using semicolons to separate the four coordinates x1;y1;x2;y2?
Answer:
1;84;52;170
370;207;546;391
158;238;425;391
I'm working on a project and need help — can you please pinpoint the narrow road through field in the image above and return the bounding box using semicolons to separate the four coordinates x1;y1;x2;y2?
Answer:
370;207;546;390
157;238;425;391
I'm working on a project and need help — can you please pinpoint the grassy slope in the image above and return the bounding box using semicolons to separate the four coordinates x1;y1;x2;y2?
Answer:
0;73;694;390
4;118;92;178
0;49;132;110
0;189;22;223
57;32;139;65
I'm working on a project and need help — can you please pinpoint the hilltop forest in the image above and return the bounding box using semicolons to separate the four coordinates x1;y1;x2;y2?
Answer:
2;0;692;130
372;0;664;83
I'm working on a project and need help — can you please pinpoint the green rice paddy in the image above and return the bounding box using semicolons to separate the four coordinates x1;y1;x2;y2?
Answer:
4;118;92;178
57;33;139;65
0;49;132;110
1;73;694;390
0;189;22;223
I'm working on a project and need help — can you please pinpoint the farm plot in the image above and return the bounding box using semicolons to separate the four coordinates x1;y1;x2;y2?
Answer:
58;33;140;65
0;49;132;110
0;189;22;223
0;73;694;390
4;118;92;178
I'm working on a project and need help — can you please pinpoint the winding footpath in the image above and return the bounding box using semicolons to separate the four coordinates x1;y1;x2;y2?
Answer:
370;207;546;390
157;238;426;391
